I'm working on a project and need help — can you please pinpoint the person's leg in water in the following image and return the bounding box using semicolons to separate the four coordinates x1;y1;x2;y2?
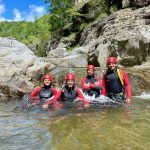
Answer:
108;93;124;102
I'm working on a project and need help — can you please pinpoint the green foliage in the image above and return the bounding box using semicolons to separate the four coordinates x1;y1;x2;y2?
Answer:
0;15;51;57
45;0;109;35
44;0;112;49
110;5;118;13
45;0;78;33
0;0;120;58
68;43;80;51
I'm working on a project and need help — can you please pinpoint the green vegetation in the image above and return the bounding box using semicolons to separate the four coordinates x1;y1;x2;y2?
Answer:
0;0;120;56
0;15;51;57
45;0;107;36
44;0;110;50
45;0;76;33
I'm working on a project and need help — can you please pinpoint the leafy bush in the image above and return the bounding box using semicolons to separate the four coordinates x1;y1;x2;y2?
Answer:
0;15;51;57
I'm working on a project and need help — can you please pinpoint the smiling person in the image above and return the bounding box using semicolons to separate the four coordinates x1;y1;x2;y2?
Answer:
101;57;131;104
43;73;89;109
30;73;58;107
81;64;103;98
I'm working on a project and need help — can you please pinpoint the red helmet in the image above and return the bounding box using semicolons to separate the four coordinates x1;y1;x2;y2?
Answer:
65;73;75;81
42;73;52;81
107;57;117;64
87;64;95;71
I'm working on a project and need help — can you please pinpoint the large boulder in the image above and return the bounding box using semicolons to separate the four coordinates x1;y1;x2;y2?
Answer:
0;37;54;101
47;47;87;67
84;5;150;68
131;0;150;8
122;0;150;8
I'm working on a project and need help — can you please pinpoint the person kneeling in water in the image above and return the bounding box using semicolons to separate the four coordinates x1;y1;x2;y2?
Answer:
43;73;89;109
81;65;103;98
30;73;59;108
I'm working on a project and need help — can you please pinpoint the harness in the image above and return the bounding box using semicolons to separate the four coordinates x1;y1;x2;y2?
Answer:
85;75;98;84
39;87;54;100
116;69;124;85
61;86;78;102
105;69;125;100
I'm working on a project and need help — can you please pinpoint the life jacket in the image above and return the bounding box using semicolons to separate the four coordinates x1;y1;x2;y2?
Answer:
85;75;98;84
61;85;78;102
84;75;101;97
39;86;54;100
105;69;124;94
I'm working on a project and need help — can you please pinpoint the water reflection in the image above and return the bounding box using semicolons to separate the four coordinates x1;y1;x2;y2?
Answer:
0;101;53;150
0;98;150;150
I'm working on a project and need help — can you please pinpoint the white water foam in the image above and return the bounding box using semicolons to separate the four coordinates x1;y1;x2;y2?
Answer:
77;89;115;103
78;89;116;104
84;94;118;104
133;92;150;99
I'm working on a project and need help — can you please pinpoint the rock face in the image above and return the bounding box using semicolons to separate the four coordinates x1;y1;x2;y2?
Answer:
47;5;150;95
47;5;150;69
123;0;150;8
82;6;150;68
0;37;54;101
47;47;87;67
131;0;150;8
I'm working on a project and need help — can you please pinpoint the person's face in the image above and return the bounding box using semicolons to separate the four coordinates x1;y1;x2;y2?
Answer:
107;62;116;70
67;79;74;87
43;79;51;86
87;69;94;76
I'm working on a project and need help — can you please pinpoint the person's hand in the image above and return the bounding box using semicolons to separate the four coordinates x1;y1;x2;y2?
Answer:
90;84;95;88
42;104;49;109
126;99;131;105
84;102;89;108
86;83;90;88
84;103;89;108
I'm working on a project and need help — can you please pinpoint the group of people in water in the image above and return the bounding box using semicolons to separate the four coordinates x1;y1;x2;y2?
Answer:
30;57;131;110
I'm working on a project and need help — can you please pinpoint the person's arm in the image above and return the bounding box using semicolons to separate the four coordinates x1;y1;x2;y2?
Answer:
122;70;132;101
30;87;41;101
44;90;62;106
51;88;57;96
81;78;91;90
77;88;89;106
90;77;102;89
101;74;107;96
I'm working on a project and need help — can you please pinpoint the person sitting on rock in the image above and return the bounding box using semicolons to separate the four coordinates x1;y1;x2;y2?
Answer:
81;64;103;98
30;73;59;108
101;57;131;104
42;73;89;109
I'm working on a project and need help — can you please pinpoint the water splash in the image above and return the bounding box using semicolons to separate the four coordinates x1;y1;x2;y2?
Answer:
133;92;150;99
84;94;113;103
79;89;123;106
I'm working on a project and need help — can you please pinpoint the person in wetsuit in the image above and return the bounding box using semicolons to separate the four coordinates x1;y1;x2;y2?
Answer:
42;73;89;109
101;57;131;104
30;73;58;107
81;64;103;98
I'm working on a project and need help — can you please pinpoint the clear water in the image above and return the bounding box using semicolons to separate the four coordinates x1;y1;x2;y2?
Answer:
0;97;150;150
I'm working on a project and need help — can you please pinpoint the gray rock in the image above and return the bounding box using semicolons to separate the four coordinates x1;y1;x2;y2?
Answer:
0;38;54;101
47;47;87;67
131;0;150;8
122;0;130;8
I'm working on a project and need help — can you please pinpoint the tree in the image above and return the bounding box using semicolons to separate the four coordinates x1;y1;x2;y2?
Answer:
45;0;76;32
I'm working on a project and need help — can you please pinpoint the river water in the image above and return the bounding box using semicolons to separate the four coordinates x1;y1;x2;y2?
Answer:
0;97;150;150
